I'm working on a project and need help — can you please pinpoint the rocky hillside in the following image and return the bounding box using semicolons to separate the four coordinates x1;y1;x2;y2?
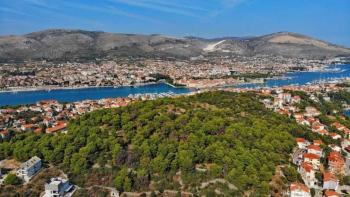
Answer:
0;29;349;62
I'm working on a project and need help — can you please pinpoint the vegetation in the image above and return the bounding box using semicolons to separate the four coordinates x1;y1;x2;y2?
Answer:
3;174;21;185
0;91;316;195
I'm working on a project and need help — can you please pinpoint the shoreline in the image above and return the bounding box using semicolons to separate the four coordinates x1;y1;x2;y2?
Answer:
1;64;349;93
0;82;170;94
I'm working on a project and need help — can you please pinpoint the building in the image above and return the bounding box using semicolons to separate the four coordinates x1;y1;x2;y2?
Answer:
298;162;317;188
296;138;309;149
290;182;311;197
303;153;320;170
327;151;345;175
46;122;67;134
323;172;339;190
16;156;42;182
307;145;322;157
304;106;321;117
44;177;73;197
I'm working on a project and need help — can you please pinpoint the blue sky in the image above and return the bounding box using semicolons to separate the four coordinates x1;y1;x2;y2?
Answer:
1;0;350;47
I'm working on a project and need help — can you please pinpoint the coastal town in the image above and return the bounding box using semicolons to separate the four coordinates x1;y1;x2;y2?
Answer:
0;56;347;91
1;79;350;196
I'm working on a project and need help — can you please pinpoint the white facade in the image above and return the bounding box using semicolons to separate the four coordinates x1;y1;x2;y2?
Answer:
44;177;73;197
16;156;42;182
290;190;311;197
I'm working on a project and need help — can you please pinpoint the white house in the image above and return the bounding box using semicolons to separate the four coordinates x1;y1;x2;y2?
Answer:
298;162;317;188
16;156;42;182
296;138;309;149
303;153;320;170
323;172;339;190
290;182;311;197
44;177;73;197
306;145;323;157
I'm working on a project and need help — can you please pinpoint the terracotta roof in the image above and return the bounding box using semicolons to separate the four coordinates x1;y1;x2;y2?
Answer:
307;144;321;151
46;122;66;133
323;172;338;182
290;182;309;193
300;162;313;173
324;190;340;197
303;153;320;160
313;139;322;145
329;133;340;138
296;138;306;143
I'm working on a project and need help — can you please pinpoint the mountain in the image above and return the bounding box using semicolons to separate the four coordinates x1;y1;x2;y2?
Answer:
0;29;349;62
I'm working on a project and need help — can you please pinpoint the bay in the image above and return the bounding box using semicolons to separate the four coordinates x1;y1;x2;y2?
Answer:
1;64;350;106
0;83;191;106
235;64;350;88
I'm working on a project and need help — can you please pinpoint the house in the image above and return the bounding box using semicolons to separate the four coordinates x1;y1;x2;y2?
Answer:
318;129;329;136
323;172;339;190
313;139;323;146
296;138;309;149
341;138;350;149
44;177;73;197
298;162;317;188
278;93;292;103
304;106;321;117
327;151;345;175
21;124;35;131
293;113;304;120
329;133;341;140
324;190;340;197
328;144;342;153
296;117;310;126
292;95;301;103
303;153;320;170
332;122;345;132
16;156;42;182
290;182;311;197
46;122;67;134
307;145;322;157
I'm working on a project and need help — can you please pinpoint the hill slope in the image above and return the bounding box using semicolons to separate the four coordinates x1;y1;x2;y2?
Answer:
0;29;349;62
0;91;318;196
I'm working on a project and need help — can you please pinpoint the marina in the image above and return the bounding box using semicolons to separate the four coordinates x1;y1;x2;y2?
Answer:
1;64;350;106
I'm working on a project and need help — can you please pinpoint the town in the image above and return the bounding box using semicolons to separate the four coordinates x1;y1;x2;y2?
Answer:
0;56;346;91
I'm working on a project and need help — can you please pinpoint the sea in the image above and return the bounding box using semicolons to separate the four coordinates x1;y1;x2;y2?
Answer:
0;83;191;106
0;64;350;107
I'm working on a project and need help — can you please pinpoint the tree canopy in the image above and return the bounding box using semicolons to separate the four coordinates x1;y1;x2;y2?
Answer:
0;91;311;195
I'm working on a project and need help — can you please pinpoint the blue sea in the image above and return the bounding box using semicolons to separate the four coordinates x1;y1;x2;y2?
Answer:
0;83;191;106
0;64;349;106
235;64;350;88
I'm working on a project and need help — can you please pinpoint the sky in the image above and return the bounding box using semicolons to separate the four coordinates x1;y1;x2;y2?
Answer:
0;0;350;47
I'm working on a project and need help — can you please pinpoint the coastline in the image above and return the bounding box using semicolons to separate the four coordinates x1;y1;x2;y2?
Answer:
0;82;162;94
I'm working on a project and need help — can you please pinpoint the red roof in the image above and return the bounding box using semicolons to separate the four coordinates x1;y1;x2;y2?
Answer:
303;153;320;160
324;190;340;197
323;172;338;182
290;182;309;193
300;162;313;173
46;122;66;133
313;139;322;145
296;138;306;143
307;144;321;151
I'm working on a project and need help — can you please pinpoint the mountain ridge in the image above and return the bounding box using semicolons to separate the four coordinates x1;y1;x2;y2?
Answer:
0;29;349;62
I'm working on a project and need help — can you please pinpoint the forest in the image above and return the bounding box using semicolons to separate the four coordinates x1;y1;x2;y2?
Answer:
0;91;318;196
